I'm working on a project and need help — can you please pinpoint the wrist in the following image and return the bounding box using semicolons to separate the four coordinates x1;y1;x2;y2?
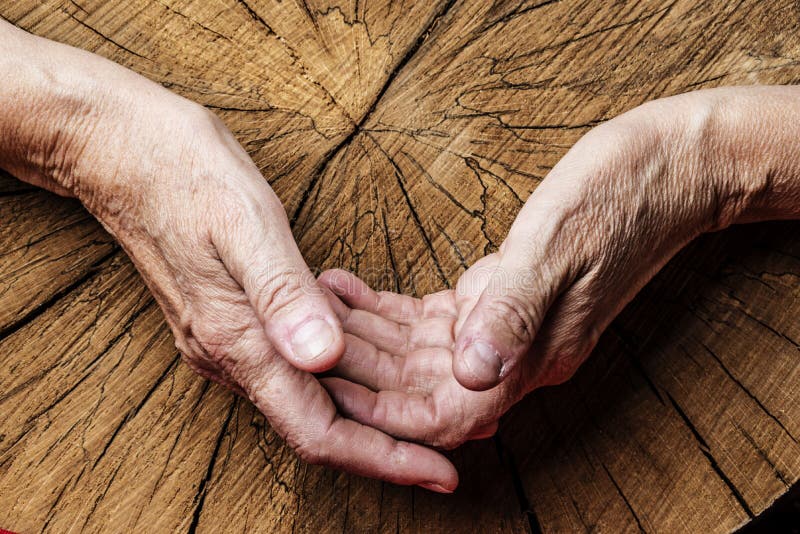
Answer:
0;24;109;197
693;86;800;230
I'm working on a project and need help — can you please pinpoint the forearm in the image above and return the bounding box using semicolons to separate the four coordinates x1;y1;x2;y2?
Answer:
0;19;199;204
703;85;800;228
0;19;93;195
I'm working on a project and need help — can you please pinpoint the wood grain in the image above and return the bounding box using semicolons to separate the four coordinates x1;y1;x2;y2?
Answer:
1;0;799;532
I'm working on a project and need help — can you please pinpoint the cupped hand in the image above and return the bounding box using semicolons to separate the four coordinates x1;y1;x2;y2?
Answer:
318;262;523;449
319;86;800;449
316;95;713;448
449;90;762;392
0;23;457;490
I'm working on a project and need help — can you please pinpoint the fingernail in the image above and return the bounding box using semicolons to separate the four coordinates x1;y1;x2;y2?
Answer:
291;319;334;362
462;341;502;384
418;482;453;494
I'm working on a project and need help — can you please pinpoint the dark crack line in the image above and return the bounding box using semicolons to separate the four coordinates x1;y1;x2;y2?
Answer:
0;246;120;341
608;325;666;406
290;131;354;227
41;476;72;531
12;296;153;434
667;392;755;519
366;134;449;288
493;435;543;534
665;391;711;452
81;459;125;531
153;0;232;41
205;104;275;113
65;12;150;61
701;446;755;519
93;355;181;470
697;340;800;445
0;214;95;260
733;420;791;487
187;399;236;533
290;0;459;226
598;461;646;532
380;200;402;293
234;0;353;124
349;0;457;130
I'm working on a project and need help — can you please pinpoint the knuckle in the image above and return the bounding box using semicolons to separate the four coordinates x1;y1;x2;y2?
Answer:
176;306;248;366
294;436;328;465
425;397;468;450
252;269;307;320
483;294;538;346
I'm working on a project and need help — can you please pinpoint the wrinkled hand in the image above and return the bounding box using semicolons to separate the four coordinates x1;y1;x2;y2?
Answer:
0;22;457;490
320;86;800;451
316;95;714;449
318;260;521;449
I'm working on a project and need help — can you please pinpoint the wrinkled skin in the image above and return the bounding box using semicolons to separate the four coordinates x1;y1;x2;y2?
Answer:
0;20;457;491
319;258;518;450
3;18;800;491
320;87;800;451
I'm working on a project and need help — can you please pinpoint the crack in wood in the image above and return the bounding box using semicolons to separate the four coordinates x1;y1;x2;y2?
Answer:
187;398;237;534
494;435;544;534
290;0;458;227
697;340;800;445
0;246;119;341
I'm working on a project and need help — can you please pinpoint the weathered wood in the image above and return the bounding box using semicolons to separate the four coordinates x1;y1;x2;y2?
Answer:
0;191;116;334
1;0;799;532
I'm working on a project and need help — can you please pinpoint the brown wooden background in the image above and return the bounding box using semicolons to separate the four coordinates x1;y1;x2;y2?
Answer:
1;1;800;532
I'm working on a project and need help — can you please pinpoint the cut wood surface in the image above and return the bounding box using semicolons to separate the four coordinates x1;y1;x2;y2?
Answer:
1;1;799;532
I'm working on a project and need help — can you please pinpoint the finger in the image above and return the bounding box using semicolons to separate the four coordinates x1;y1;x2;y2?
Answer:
320;269;420;320
344;310;456;355
320;269;456;323
322;281;454;355
324;416;459;492
330;334;451;393
223;318;458;491
212;182;344;372
452;190;575;391
322;378;502;450
321;377;440;443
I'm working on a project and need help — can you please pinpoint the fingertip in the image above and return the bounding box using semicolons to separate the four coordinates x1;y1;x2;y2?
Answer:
418;482;455;494
409;445;459;493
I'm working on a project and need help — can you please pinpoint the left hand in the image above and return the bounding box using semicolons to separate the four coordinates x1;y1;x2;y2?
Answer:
0;20;460;491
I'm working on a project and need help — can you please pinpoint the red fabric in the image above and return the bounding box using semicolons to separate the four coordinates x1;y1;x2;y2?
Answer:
0;529;18;534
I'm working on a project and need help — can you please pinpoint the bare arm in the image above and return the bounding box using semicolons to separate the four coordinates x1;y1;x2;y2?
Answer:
0;19;458;491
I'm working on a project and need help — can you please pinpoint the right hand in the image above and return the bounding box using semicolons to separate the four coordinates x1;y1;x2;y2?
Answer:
0;22;458;491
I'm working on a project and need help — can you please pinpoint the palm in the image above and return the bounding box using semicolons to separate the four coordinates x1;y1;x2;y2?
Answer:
318;255;526;449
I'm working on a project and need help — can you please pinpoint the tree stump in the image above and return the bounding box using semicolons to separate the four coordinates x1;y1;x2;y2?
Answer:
1;1;799;532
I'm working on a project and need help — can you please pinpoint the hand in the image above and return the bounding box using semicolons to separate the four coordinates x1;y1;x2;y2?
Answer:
320;86;800;450
318;261;521;449
316;96;715;449
0;22;457;490
449;86;800;392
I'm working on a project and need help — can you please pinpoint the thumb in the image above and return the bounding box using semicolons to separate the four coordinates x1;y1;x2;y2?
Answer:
453;200;572;391
212;190;344;373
